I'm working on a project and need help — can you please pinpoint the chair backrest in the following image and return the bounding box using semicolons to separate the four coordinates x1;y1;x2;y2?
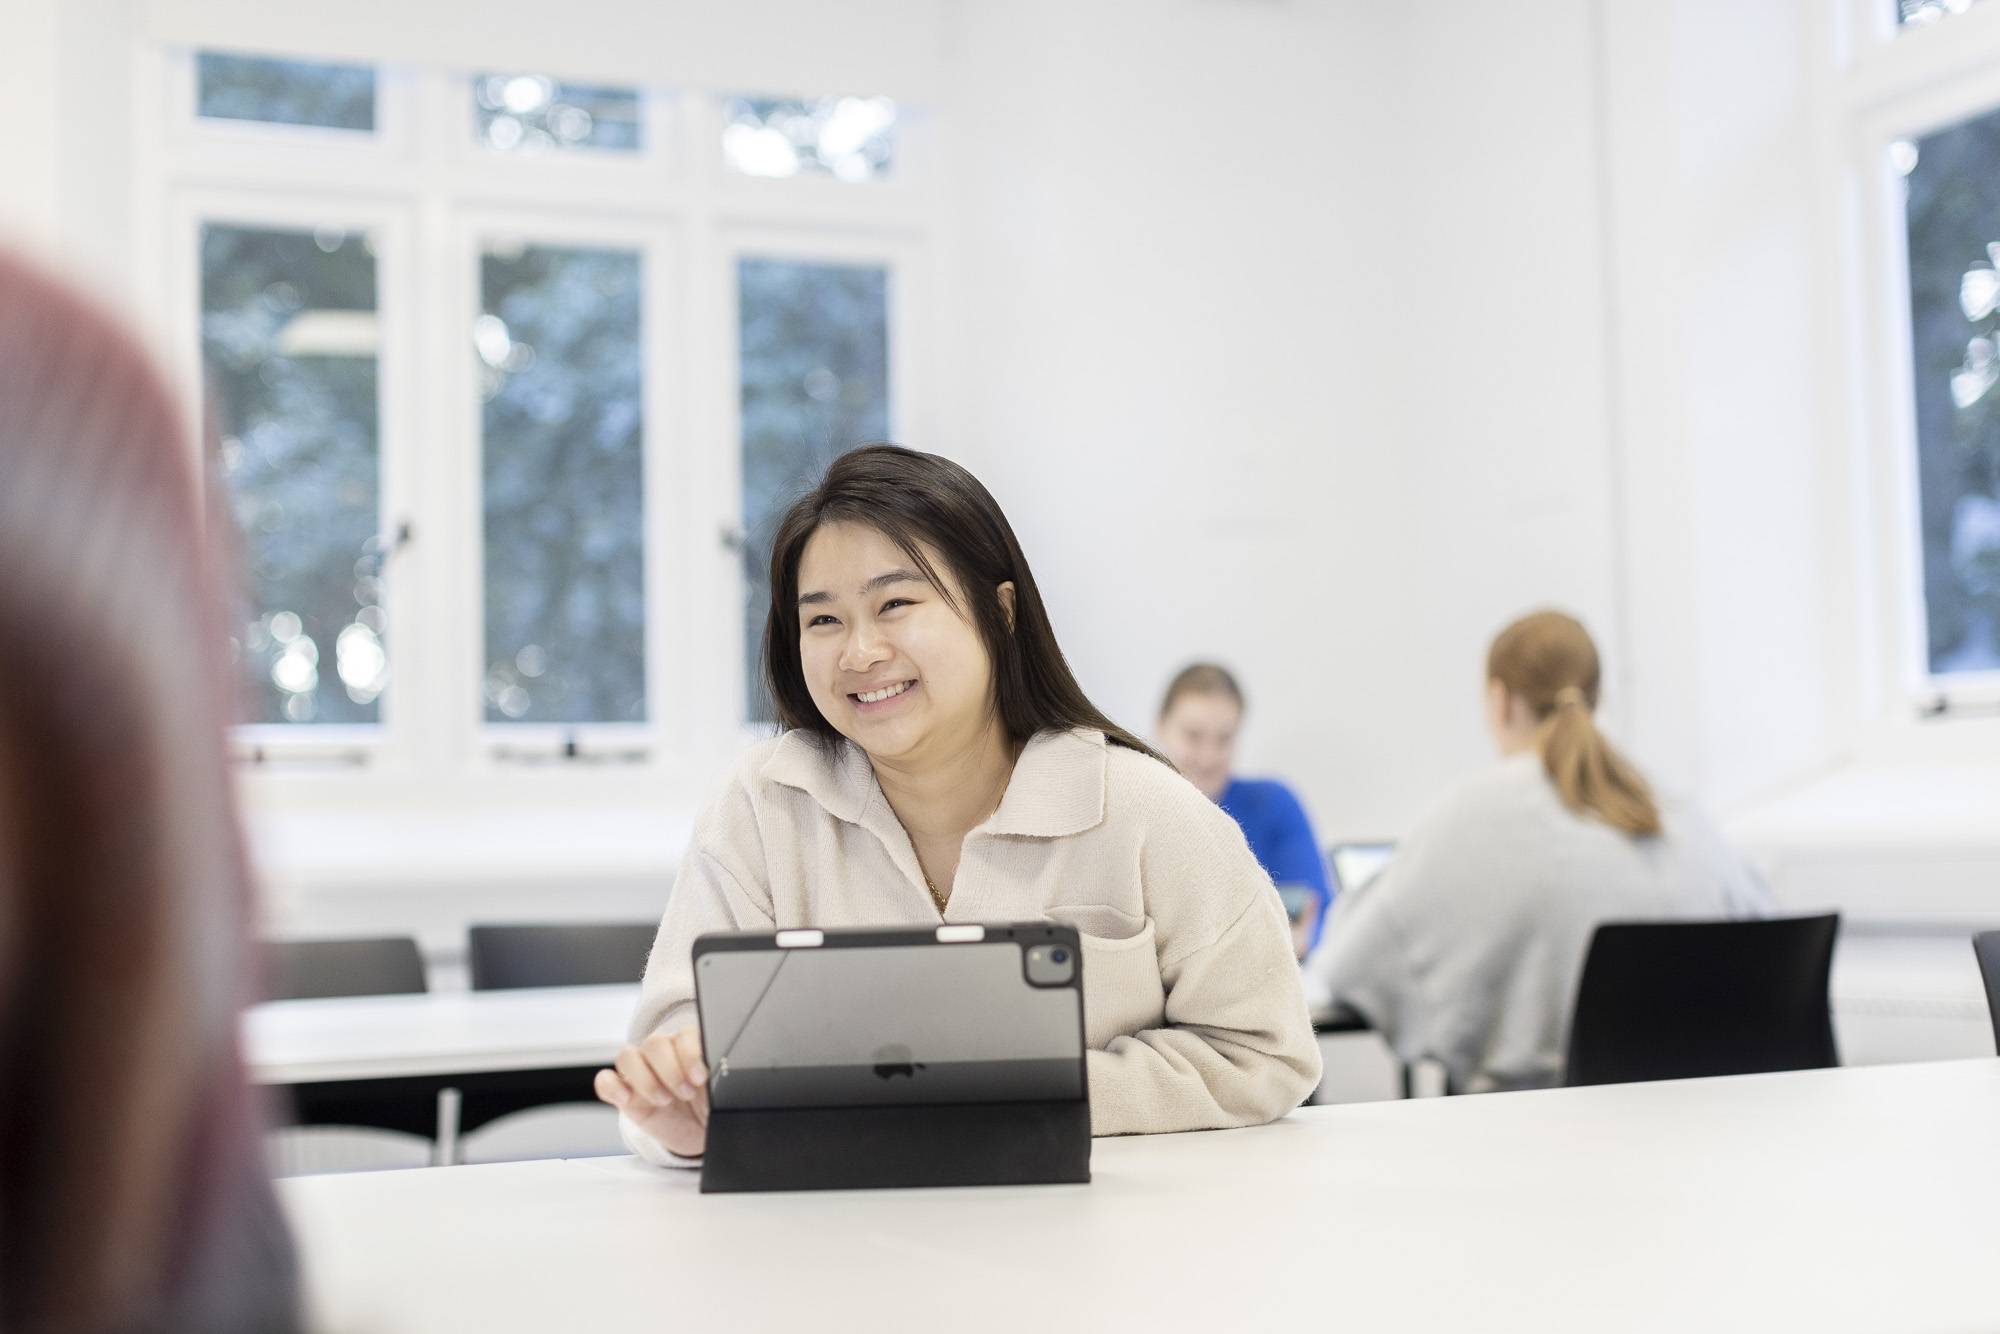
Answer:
1565;914;1839;1087
467;922;658;990
264;936;428;1001
1974;931;2000;1051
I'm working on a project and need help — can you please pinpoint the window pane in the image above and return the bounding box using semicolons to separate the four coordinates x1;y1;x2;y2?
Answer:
738;259;891;716
197;53;376;131
475;74;641;154
481;244;646;723
1899;0;1979;26
1905;110;2000;674
202;224;385;724
722;96;896;181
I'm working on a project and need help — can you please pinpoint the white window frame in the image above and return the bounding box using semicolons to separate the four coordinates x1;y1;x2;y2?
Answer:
1833;0;2000;719
457;207;680;765
174;48;412;156
136;47;937;783
164;186;420;764
721;225;932;735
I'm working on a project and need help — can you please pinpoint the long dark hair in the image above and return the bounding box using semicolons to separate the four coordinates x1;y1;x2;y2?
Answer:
0;253;298;1331
763;445;1161;761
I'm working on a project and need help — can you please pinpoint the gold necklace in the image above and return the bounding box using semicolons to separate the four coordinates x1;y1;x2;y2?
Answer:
920;788;1008;915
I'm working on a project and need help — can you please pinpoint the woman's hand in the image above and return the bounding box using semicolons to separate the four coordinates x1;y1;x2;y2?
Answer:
594;1027;709;1158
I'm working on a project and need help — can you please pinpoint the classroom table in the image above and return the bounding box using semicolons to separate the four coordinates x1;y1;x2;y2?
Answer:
279;1057;2000;1333
245;983;640;1084
245;984;639;1139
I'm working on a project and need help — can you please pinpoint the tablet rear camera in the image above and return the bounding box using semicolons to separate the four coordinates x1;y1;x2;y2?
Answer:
1024;943;1076;986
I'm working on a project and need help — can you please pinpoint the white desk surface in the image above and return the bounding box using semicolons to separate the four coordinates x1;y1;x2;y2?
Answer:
244;984;639;1085
280;1057;2000;1334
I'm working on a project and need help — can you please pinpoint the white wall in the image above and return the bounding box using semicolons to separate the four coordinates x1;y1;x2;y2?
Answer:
943;0;1872;856
1371;1;1628;822
141;0;949;101
0;0;135;308
1599;0;1844;814
944;0;1417;836
0;0;62;256
948;0;1626;842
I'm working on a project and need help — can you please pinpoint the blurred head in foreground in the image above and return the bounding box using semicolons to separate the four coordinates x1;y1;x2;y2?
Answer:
0;254;298;1332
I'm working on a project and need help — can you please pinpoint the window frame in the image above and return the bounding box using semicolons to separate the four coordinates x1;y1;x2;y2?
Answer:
455;206;682;763
1842;5;2000;714
170;48;413;157
720;225;932;733
451;78;680;179
166;185;421;762
138;47;935;780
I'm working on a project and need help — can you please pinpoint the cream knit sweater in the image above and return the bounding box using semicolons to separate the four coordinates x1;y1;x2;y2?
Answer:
622;727;1321;1164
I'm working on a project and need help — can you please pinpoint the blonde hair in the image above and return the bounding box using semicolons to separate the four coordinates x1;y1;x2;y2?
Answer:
1486;611;1661;838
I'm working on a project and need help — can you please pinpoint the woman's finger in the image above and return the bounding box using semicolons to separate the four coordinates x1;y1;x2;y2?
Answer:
640;1030;696;1099
670;1027;708;1087
615;1044;672;1107
667;1028;710;1123
593;1068;631;1109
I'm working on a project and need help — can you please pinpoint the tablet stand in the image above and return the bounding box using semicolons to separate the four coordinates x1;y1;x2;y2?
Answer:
701;1098;1091;1193
693;921;1093;1194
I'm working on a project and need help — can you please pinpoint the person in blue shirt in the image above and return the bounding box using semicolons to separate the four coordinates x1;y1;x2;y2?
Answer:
1157;664;1332;957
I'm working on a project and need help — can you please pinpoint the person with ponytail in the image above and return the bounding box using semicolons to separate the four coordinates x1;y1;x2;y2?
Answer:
1302;610;1770;1094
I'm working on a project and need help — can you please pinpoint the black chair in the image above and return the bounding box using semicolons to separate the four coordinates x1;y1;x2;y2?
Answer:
1565;914;1839;1087
1313;1001;1372;1034
261;936;435;1170
263;936;427;1000
1973;931;2000;1050
467;922;658;990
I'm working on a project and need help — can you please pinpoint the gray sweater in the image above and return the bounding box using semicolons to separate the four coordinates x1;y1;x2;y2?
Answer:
1302;753;1772;1093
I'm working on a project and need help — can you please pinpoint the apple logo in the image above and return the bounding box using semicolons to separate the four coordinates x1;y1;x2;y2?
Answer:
871;1042;923;1080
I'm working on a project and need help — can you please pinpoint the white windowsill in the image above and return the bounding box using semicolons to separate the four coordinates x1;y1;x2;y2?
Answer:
1725;751;2000;925
244;803;694;889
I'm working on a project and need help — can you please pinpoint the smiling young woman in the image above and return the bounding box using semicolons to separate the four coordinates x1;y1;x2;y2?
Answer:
595;446;1321;1163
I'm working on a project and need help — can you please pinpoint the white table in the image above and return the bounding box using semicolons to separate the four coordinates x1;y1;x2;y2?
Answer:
244;984;640;1085
248;984;640;1159
279;1057;2000;1333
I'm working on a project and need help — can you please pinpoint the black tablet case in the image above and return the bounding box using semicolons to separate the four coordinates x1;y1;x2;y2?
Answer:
693;922;1091;1193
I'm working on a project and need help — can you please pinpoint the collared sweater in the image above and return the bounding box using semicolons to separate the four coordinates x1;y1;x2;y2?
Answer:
621;727;1321;1164
1302;752;1773;1095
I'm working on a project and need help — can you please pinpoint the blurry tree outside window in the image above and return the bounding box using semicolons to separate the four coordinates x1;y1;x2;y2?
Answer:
1904;107;2000;675
202;224;387;724
1898;0;1982;25
738;259;890;717
481;243;647;724
183;54;920;752
196;53;375;131
475;75;641;154
722;96;895;181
